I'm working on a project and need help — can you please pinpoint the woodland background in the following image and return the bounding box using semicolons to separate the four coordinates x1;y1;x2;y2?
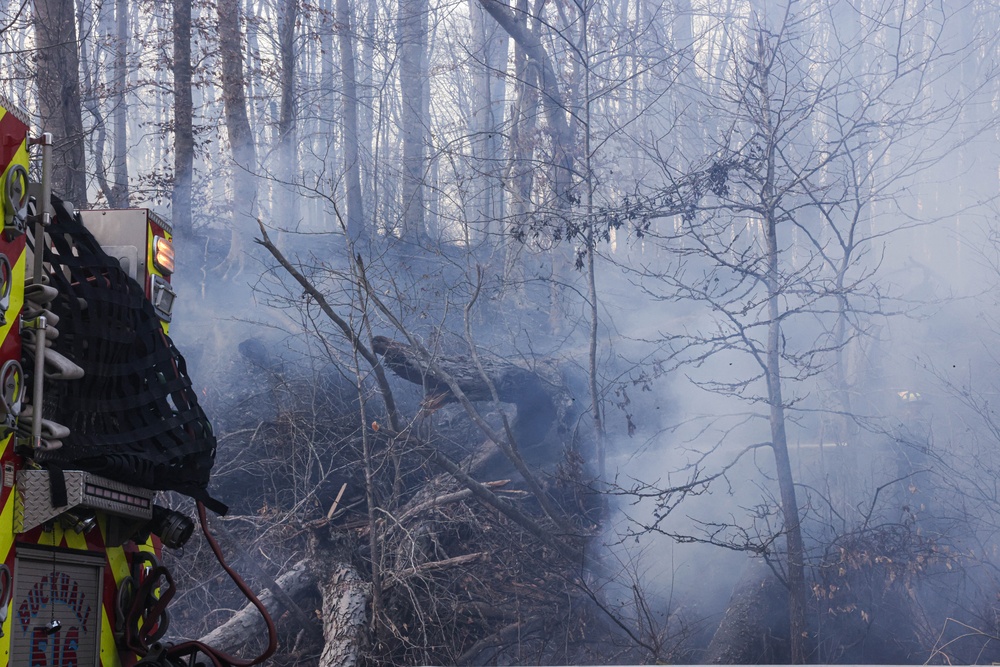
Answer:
5;0;1000;664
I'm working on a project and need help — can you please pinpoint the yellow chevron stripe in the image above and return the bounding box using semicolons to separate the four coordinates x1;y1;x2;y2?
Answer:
99;516;129;666
99;599;120;667
63;525;89;552
0;241;27;362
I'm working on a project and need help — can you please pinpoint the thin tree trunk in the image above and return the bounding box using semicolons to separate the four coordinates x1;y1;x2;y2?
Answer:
468;0;508;241
277;0;298;225
765;237;807;665
217;0;257;274
35;0;89;207
578;2;605;491
479;0;573;205
756;34;807;662
359;0;376;208
310;0;334;230
398;0;429;241
502;0;538;284
485;8;508;235
173;0;194;235
336;0;365;243
110;0;129;207
78;0;111;203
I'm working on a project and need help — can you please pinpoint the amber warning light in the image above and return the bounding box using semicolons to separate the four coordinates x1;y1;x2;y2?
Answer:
153;236;174;275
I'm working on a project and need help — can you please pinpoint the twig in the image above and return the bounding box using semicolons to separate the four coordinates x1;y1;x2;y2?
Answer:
385;552;487;589
326;482;348;520
395;481;509;524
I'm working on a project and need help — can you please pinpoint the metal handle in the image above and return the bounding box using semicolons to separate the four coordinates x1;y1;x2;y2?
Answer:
30;315;45;449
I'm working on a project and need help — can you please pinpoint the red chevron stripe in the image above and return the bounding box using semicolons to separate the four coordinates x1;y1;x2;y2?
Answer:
0;111;28;176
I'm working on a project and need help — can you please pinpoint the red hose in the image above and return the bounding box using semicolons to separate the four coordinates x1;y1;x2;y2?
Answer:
161;501;279;666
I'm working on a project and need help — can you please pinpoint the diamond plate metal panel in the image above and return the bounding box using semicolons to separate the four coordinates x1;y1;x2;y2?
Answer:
16;470;154;533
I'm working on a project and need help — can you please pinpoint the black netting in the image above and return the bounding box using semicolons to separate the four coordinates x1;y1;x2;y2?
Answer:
28;197;224;513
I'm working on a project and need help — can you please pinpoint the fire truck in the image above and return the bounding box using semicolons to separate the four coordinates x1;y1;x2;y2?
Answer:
0;98;273;665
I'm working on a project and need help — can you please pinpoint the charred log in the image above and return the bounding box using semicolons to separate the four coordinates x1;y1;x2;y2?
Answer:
372;335;556;448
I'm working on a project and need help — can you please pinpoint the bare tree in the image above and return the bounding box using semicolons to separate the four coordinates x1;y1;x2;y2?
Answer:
34;0;88;206
109;0;129;207
336;0;365;243
217;0;257;271
276;0;299;226
479;0;573;207
467;0;507;239
599;0;983;661
397;0;429;240
172;0;194;235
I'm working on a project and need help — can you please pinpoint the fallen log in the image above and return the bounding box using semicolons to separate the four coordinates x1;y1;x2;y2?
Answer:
197;558;320;653
320;565;371;667
372;335;558;448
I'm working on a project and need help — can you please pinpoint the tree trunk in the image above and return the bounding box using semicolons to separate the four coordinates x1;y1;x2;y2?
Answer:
173;0;194;235
468;0;508;241
110;0;129;208
371;335;557;450
756;33;807;662
319;565;370;667
359;0;376;209
479;0;573;206
34;0;89;207
502;0;538;284
77;0;108;202
397;0;429;241
197;558;319;652
217;0;258;273
277;0;298;225
479;0;575;336
336;0;366;243
703;559;790;664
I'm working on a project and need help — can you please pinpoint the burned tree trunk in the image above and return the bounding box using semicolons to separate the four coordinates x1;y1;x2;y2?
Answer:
371;335;559;450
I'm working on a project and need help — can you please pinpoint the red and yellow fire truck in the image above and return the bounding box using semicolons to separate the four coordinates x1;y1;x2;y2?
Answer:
0;98;271;666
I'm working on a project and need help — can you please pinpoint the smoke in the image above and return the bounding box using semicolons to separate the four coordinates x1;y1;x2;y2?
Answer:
153;1;1000;652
